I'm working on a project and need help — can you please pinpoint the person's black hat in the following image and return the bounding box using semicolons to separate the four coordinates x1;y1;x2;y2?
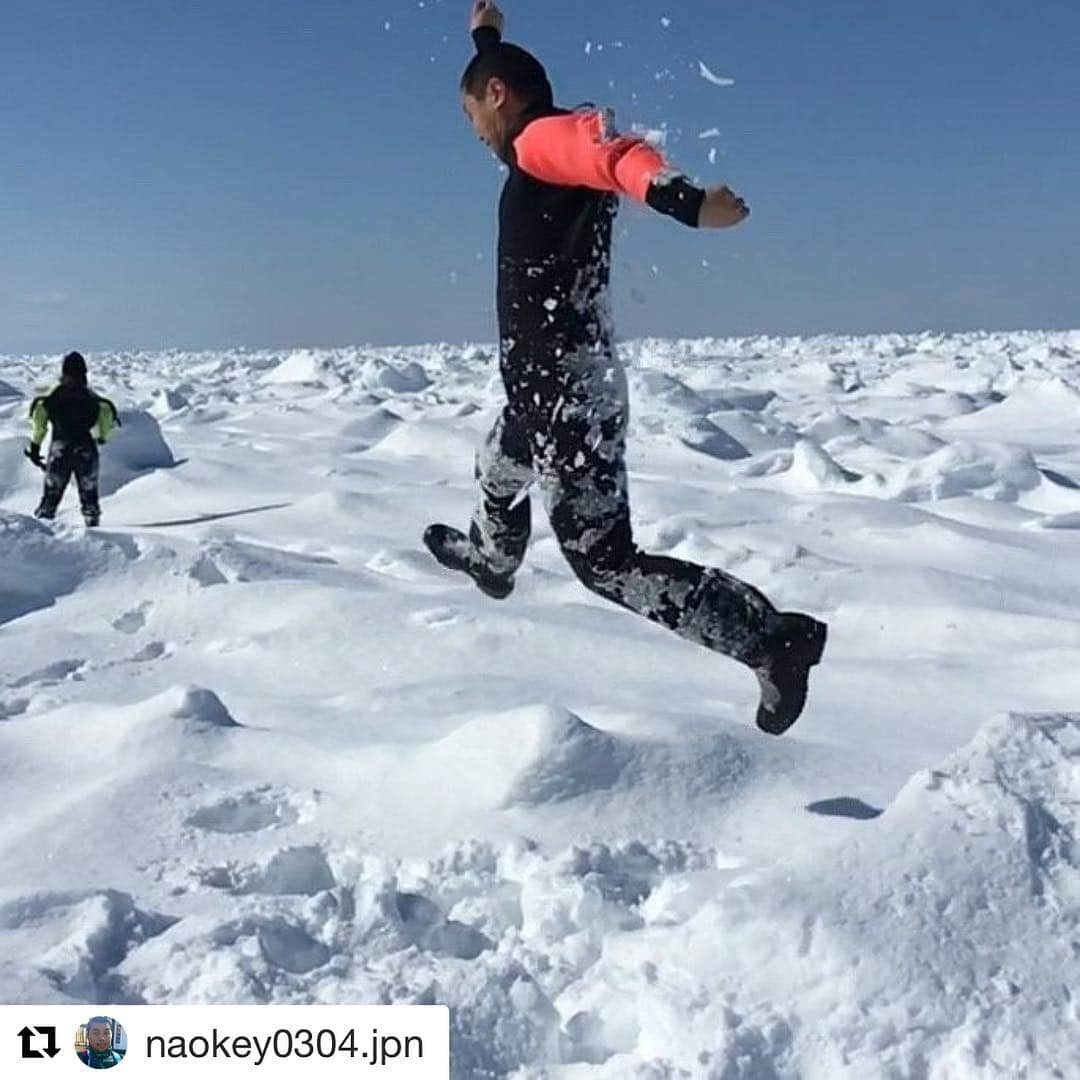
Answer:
62;351;87;377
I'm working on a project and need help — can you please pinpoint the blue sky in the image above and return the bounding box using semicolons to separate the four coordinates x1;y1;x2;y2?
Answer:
2;0;1077;353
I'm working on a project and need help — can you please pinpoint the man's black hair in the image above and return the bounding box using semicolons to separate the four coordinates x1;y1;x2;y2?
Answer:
86;1017;113;1032
461;39;553;110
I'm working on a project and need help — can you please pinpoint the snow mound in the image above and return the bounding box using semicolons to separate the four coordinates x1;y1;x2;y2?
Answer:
805;409;947;458
551;712;1080;1076
944;375;1080;434
799;408;862;444
889;440;1044;502
340;406;403;451
116;891;559;1073
147;385;191;416
737;439;861;490
0;379;23;400
359;358;430;394
786;438;863;488
0;512;138;626
43;709;1079;1072
0;437;36;503
628;370;710;417
371;417;483;461
166;685;240;730
189;537;340;587
707;408;798;453
627;371;764;435
423;705;632;809
199;845;336;896
1033;510;1080;529
0;889;175;1003
99;409;177;497
54;685;242;746
679;417;751;460
263;349;336;387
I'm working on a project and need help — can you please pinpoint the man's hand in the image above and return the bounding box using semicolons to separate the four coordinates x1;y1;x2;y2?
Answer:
24;443;44;468
698;185;750;229
470;0;504;35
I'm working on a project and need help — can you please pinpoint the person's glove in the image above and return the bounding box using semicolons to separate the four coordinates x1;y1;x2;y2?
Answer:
24;443;44;468
96;438;106;446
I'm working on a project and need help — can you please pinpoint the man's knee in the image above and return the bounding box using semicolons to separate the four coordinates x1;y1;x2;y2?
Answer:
557;528;635;596
477;440;533;497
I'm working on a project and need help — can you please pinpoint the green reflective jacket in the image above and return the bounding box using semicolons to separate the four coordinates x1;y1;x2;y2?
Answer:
29;385;119;445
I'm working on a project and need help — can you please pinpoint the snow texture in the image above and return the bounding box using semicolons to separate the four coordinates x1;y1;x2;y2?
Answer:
2;329;1079;1076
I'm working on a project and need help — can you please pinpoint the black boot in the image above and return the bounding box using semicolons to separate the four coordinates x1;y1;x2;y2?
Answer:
423;523;515;599
754;612;828;735
34;504;57;521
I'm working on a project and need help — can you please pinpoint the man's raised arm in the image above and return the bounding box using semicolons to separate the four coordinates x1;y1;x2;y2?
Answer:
470;0;504;52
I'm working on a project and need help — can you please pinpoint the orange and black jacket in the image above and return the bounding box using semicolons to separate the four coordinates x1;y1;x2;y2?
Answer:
474;26;705;412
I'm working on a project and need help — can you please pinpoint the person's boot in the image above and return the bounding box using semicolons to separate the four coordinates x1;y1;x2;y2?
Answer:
83;510;100;527
423;523;515;599
34;503;57;521
754;612;828;735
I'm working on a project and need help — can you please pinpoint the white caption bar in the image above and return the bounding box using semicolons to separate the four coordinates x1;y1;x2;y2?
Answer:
1;1005;448;1079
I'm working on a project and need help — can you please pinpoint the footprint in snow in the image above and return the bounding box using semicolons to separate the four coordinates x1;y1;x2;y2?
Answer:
185;788;300;834
0;697;31;721
113;601;152;634
9;658;86;689
130;641;170;663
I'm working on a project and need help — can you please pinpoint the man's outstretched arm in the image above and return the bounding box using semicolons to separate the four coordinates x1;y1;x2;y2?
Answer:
669;181;750;229
656;180;751;228
513;111;748;229
470;2;748;228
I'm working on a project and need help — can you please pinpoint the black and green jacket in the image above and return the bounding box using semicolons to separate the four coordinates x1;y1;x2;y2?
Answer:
29;384;119;447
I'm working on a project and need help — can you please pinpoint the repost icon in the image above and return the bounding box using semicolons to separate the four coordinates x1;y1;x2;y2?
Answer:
17;1025;60;1061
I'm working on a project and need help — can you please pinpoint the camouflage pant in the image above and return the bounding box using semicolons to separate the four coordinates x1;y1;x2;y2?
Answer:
471;355;778;667
36;440;100;520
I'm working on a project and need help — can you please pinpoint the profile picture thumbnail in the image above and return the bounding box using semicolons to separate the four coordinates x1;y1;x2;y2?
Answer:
75;1016;127;1069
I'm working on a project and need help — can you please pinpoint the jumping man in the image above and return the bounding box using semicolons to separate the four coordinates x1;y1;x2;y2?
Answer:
424;2;827;733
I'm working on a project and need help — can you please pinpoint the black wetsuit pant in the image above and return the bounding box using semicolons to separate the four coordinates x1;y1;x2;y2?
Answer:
468;351;778;668
36;440;100;520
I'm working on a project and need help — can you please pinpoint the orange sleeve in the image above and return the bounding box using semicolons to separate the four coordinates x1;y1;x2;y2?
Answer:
512;112;669;202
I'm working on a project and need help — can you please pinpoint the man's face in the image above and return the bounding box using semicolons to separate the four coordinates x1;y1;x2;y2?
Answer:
462;80;508;157
87;1024;111;1053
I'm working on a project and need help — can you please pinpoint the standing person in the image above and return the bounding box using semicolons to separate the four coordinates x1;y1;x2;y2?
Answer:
424;1;827;734
26;351;118;527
